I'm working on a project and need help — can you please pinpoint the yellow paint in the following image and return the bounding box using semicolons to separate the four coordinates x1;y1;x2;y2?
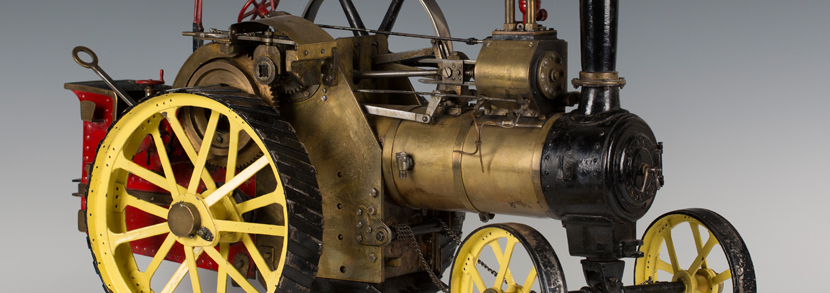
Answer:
635;214;730;293
86;93;289;292
451;227;536;293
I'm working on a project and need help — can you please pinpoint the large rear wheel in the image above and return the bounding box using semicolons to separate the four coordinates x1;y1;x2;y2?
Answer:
85;90;322;292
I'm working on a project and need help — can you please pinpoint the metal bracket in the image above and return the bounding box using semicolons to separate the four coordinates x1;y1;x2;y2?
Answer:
355;205;392;246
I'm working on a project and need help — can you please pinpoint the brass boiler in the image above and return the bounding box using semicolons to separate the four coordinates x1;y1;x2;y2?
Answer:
375;112;558;218
375;109;662;222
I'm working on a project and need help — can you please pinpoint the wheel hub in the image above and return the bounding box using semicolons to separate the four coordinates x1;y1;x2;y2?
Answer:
168;202;202;237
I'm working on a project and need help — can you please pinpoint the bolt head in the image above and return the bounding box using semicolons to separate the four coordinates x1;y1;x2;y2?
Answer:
356;209;363;216
356;235;363;241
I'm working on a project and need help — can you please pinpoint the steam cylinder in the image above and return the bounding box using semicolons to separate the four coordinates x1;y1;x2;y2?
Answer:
375;109;662;223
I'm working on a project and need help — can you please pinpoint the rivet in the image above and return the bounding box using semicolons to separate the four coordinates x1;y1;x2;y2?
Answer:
356;209;363;216
321;95;328;101
369;188;378;197
356;221;363;228
356;235;363;241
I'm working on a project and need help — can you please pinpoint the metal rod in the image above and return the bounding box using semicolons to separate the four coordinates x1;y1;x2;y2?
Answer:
317;24;482;45
390;220;445;241
378;0;405;33
505;0;515;26
338;0;368;36
622;282;686;293
526;0;536;24
354;70;438;78
354;89;517;102
568;282;685;293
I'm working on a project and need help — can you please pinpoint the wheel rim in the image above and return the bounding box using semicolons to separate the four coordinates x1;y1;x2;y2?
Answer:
86;93;290;293
635;209;756;293
450;223;566;293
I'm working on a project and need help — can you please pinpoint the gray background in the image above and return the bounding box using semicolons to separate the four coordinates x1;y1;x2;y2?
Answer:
1;0;827;291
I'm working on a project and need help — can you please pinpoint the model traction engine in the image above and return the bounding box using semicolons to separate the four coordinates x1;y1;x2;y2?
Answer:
66;0;756;292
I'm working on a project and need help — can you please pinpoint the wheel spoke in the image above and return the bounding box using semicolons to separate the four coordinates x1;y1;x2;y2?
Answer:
242;233;275;280
488;241;517;285
164;109;217;192
663;230;681;273
465;252;487;293
712;269;732;284
204;156;269;207
122;191;169;220
185;246;203;293
204;245;260;293
690;223;708;269
237;192;277;214
225;124;240;182
657;259;674;273
216;243;230;293
688;231;717;272
151;128;180;198
109;222;169;248
145;233;176;278
522;266;537;291
117;155;176;193
189;110;219;194
215;220;286;237
494;237;518;287
161;247;205;293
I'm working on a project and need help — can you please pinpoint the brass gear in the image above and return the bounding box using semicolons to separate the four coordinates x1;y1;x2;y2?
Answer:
183;58;264;168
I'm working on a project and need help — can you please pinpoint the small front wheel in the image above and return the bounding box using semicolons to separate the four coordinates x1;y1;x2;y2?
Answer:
635;208;756;293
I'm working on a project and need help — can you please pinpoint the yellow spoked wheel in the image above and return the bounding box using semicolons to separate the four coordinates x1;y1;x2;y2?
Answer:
85;90;322;293
635;209;755;293
450;223;566;293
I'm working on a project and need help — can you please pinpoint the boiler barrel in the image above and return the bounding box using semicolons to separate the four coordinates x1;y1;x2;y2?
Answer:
373;109;662;223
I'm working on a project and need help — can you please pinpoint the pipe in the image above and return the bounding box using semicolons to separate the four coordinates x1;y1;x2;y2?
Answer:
505;0;515;27
577;0;621;116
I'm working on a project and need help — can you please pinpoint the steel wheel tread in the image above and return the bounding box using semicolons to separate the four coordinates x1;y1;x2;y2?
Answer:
84;90;322;293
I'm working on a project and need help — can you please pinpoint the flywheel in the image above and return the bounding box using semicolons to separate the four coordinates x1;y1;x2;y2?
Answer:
84;89;322;292
635;209;756;293
450;223;567;293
